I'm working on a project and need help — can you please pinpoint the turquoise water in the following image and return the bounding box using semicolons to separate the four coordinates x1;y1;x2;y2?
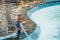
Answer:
27;1;60;40
0;1;60;40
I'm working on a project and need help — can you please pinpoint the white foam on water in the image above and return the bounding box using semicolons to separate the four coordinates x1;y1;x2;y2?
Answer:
30;5;60;40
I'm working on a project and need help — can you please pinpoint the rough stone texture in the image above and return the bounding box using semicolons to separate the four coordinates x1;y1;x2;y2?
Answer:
19;10;36;34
